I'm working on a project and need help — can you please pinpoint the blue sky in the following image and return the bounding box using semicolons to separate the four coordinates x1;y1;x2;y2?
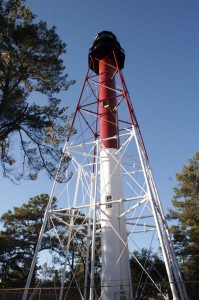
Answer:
1;0;198;217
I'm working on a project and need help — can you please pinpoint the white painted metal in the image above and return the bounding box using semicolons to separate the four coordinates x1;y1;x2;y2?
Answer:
100;147;133;300
84;173;94;300
59;211;74;300
90;142;99;300
23;128;188;300
22;150;67;300
133;128;179;300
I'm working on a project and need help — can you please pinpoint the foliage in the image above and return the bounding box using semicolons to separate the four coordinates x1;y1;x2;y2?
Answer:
130;248;169;299
0;194;62;287
0;0;75;182
169;151;199;282
0;194;93;290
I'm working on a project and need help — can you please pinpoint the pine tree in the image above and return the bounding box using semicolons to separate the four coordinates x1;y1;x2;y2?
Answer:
130;249;168;299
0;0;75;182
0;194;58;287
0;194;87;289
169;151;199;282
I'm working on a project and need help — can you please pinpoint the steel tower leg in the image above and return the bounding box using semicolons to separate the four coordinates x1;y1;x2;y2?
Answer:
134;130;179;299
22;151;67;300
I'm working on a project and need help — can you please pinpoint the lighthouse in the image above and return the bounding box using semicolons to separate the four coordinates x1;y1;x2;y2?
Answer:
23;31;188;300
89;32;133;299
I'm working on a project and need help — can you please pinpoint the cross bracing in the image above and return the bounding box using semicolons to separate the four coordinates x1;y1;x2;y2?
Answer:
23;61;188;300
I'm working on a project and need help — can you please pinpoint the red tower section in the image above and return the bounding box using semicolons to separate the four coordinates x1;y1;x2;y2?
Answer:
99;57;118;149
89;31;125;150
67;31;147;160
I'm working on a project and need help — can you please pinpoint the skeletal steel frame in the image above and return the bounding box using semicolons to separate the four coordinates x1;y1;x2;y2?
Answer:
23;59;188;300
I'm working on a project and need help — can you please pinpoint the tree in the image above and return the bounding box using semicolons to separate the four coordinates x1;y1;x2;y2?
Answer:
169;152;199;298
0;0;75;182
0;194;62;287
0;194;90;290
130;248;169;299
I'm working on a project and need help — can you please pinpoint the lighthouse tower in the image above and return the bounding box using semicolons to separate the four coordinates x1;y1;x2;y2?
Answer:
23;31;188;300
89;31;133;299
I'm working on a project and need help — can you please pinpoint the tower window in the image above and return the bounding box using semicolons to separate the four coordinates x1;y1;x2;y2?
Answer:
114;291;128;300
106;195;112;208
103;100;109;108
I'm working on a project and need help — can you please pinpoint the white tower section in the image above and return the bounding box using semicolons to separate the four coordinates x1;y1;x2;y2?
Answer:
100;148;132;299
